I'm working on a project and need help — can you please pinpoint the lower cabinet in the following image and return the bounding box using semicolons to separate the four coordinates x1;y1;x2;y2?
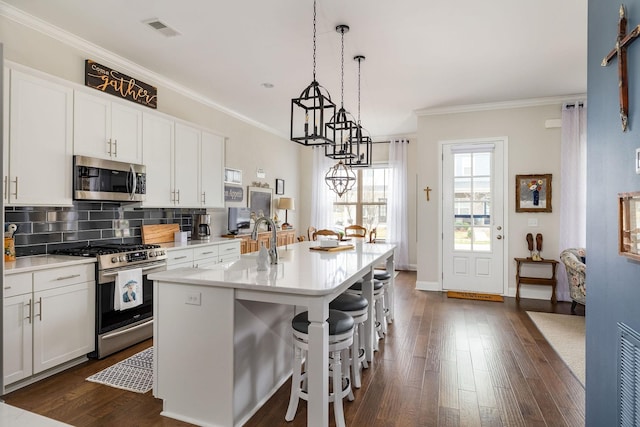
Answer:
166;241;241;271
3;264;95;387
227;230;296;254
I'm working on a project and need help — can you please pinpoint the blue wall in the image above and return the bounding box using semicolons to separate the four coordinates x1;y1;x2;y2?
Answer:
587;0;640;424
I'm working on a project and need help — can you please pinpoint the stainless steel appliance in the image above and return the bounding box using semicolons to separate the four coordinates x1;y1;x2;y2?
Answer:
55;243;167;359
73;155;146;202
193;214;211;240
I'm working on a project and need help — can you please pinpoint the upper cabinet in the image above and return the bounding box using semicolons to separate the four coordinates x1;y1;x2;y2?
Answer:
201;131;225;208
74;90;143;164
142;112;174;207
144;118;225;209
5;68;73;206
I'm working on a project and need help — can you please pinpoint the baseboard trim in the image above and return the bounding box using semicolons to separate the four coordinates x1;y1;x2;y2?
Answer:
416;280;440;291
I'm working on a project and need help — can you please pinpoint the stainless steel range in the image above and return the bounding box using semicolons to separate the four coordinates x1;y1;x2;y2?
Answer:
55;243;167;358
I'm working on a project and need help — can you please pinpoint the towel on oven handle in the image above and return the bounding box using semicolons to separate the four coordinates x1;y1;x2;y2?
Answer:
115;268;143;311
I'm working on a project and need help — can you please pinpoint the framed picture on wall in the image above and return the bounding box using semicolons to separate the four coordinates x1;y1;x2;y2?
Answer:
275;179;285;195
224;168;243;185
248;186;273;219
515;174;552;212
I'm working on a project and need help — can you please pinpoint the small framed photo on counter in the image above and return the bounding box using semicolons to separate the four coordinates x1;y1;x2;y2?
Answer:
275;178;285;195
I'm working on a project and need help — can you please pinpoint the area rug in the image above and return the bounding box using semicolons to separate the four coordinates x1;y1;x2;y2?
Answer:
446;291;504;302
527;312;585;386
86;347;153;393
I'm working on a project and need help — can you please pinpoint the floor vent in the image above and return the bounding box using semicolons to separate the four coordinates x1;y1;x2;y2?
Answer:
618;322;640;426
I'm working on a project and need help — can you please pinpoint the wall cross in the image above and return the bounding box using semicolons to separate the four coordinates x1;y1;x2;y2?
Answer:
602;4;640;132
423;186;432;201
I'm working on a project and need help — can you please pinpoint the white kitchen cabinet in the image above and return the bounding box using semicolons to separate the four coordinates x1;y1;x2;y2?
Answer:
142;112;174;206
74;90;143;164
200;131;225;208
3;293;33;384
193;245;219;268
166;247;194;270
166;241;240;270
173;122;201;207
5;68;73;206
3;264;95;387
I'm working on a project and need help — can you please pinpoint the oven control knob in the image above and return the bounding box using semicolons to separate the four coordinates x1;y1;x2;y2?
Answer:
119;256;126;262
111;257;118;263
149;251;155;257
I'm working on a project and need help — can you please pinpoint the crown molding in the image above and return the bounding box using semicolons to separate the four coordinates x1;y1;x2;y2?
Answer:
0;1;285;138
415;94;587;117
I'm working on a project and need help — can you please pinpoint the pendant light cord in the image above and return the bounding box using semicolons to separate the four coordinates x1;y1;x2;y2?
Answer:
357;57;361;125
312;0;317;82
340;27;345;108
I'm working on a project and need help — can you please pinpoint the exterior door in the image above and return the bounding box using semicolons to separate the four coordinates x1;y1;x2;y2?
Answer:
442;140;506;294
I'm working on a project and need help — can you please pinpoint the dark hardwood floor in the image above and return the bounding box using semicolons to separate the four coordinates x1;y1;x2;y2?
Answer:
3;271;585;426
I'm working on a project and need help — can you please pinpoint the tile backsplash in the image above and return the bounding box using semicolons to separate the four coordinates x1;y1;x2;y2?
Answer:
5;202;206;257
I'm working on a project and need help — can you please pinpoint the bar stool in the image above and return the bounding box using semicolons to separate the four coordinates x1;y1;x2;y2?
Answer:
374;271;393;325
329;293;369;388
285;309;355;427
346;279;387;350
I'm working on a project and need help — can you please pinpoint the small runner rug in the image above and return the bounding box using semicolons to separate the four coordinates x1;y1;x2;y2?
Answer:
446;291;504;302
86;347;153;393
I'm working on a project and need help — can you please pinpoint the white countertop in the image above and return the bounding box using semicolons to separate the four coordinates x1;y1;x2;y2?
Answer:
4;254;96;275
149;240;395;296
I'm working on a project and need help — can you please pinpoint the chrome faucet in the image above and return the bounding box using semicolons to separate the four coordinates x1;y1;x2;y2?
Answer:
251;216;278;264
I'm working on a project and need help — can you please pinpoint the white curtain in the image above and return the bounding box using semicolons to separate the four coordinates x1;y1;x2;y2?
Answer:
310;146;333;229
387;139;410;270
557;102;587;301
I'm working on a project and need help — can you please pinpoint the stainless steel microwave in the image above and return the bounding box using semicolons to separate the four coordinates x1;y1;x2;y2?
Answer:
73;155;146;202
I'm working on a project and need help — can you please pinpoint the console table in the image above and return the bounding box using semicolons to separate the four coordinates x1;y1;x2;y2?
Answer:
514;257;559;303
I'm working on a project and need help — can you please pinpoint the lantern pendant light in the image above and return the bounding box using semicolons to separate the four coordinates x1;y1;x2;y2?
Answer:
325;159;356;198
290;0;336;146
325;24;358;160
348;55;372;168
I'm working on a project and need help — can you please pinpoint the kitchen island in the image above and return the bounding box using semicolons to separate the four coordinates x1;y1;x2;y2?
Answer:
149;240;395;427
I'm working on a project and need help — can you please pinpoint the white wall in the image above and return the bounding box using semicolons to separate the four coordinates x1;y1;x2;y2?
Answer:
0;14;301;237
416;104;563;298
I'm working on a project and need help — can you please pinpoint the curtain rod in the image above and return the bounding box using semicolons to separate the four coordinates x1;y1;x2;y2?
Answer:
372;139;410;144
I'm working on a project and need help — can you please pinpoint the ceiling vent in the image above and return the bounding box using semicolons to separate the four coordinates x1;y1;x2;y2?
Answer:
143;19;181;37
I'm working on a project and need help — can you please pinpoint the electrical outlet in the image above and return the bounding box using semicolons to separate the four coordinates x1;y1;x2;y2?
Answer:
185;292;201;306
528;218;538;227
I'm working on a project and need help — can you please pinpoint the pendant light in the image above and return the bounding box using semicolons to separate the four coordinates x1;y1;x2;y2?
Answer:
325;24;358;160
325;160;356;198
347;55;372;168
290;0;336;146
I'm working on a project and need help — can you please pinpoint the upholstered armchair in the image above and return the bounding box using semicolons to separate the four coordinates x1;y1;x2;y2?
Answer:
560;248;586;313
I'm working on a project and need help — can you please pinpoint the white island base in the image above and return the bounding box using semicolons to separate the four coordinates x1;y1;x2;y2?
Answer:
153;281;294;427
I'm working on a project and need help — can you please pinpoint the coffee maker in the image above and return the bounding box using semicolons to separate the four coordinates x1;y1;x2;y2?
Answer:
192;214;211;240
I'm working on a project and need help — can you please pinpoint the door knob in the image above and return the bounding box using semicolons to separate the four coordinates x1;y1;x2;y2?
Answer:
497;226;502;231
497;235;503;240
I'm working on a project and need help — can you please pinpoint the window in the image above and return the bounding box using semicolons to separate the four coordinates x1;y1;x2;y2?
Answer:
331;167;390;239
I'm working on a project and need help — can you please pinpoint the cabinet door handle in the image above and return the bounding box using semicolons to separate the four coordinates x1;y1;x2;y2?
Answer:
173;256;188;260
170;190;175;203
107;139;112;156
176;189;180;204
3;176;7;200
11;176;18;198
225;247;235;252
35;297;42;321
202;192;206;204
26;299;32;324
56;274;81;281
113;139;118;157
4;286;11;290
201;251;215;255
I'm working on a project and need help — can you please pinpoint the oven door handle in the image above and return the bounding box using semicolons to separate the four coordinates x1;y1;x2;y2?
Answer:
102;319;153;340
102;263;166;277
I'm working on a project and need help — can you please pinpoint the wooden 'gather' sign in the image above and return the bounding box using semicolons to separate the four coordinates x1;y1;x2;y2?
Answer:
84;59;157;109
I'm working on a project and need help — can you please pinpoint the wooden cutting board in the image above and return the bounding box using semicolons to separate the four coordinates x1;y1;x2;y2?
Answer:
142;224;180;244
309;244;354;252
